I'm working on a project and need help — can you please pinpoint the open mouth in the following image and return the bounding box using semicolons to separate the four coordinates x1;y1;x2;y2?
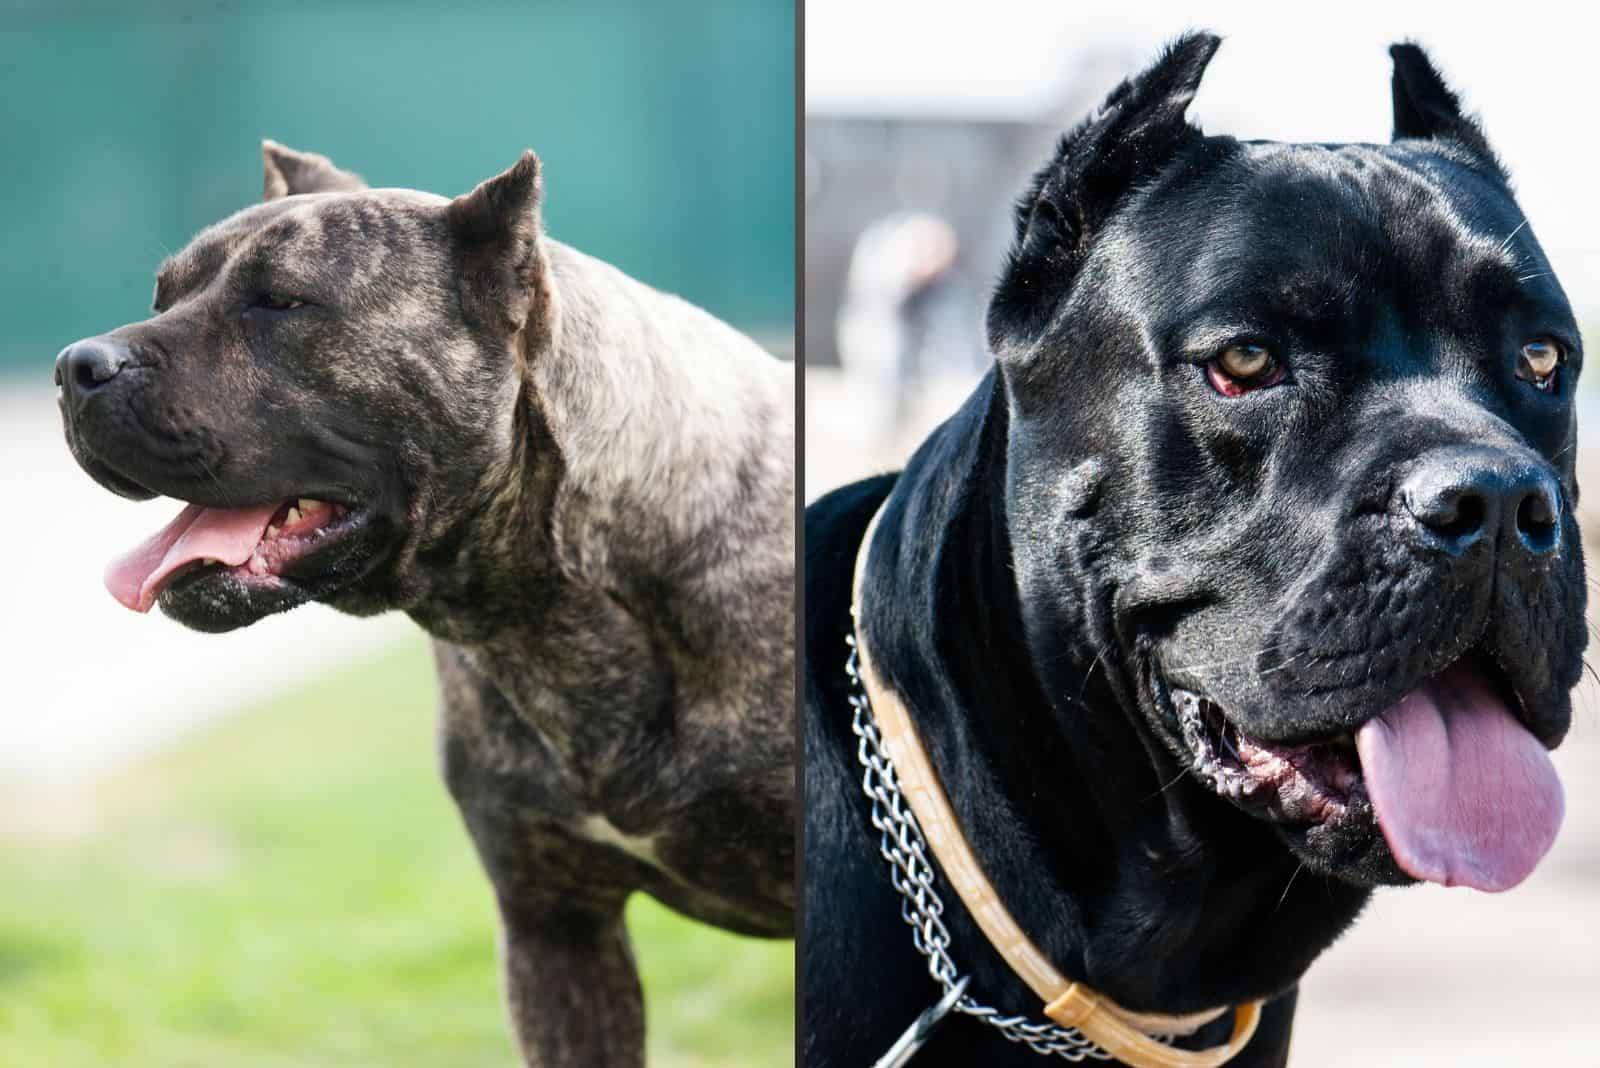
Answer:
105;496;367;613
1159;653;1565;892
1172;687;1366;827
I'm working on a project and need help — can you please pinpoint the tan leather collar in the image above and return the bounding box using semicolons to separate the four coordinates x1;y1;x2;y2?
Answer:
851;501;1262;1068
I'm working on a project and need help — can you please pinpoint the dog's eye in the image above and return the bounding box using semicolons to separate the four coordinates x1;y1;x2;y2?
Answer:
252;294;307;312
1207;343;1286;397
1517;338;1564;393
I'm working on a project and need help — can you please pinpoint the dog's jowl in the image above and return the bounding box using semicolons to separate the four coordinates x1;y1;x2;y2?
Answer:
57;142;794;1068
804;35;1583;1067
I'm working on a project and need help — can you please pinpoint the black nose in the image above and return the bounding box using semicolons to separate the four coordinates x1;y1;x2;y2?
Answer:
55;337;130;396
1401;447;1562;557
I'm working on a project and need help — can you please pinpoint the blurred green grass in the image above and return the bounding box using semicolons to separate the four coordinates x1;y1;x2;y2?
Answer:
0;634;793;1067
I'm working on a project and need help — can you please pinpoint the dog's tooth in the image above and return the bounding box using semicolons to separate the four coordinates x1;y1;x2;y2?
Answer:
285;506;302;526
297;497;320;512
266;523;281;538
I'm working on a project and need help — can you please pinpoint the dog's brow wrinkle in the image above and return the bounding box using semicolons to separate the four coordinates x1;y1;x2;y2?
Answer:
1360;146;1524;275
154;239;229;305
1268;275;1351;321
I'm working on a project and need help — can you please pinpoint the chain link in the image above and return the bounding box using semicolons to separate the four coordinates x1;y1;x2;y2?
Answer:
845;635;1118;1061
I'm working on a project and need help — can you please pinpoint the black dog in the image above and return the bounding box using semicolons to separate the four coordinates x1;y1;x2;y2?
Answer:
804;35;1584;1066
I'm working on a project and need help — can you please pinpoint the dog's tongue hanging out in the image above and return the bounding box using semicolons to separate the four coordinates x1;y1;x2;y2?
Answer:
1355;663;1563;892
104;502;284;613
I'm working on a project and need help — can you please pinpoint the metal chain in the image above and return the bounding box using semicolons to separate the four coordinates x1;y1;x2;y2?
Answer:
845;634;1117;1061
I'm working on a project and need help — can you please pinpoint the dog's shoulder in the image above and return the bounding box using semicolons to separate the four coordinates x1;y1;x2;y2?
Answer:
804;473;899;670
803;472;898;855
545;238;786;382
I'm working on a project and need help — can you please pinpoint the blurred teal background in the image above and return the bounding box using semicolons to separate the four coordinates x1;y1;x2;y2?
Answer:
1;0;795;374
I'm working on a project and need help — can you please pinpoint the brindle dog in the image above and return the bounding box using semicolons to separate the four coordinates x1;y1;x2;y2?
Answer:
56;143;794;1067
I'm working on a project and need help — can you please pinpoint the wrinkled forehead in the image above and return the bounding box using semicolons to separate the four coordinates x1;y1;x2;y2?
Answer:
155;188;450;298
1114;140;1566;331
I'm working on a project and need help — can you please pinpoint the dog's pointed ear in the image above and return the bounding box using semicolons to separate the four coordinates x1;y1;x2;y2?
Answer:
446;151;554;338
1388;44;1504;176
261;141;367;200
988;32;1221;353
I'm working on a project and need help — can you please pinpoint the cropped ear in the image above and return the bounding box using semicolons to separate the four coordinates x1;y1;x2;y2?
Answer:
446;151;553;339
261;140;367;200
1388;44;1504;177
988;32;1221;352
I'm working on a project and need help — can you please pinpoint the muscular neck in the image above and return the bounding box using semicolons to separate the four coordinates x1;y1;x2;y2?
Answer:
405;241;794;749
859;370;1367;1016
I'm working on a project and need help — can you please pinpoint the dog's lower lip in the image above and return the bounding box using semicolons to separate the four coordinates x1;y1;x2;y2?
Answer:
75;450;159;501
1167;684;1366;825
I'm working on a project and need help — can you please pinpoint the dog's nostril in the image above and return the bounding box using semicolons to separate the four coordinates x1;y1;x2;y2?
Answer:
1518;490;1554;530
1515;486;1560;553
59;339;129;394
74;358;101;390
1417;489;1486;542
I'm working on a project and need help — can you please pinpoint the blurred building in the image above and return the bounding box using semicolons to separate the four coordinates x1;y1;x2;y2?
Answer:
1;0;795;376
803;44;1142;375
805;115;1038;371
803;45;1142;480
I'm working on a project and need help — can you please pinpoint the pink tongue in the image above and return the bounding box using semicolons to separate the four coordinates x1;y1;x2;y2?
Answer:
104;502;283;613
1356;663;1563;892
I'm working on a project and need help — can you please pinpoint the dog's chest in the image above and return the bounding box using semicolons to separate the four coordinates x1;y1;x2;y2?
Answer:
572;813;665;868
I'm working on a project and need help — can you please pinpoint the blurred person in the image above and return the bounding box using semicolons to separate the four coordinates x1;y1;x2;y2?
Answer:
836;212;985;438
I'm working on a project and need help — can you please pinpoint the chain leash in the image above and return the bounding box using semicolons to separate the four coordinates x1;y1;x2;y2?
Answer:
846;634;1126;1062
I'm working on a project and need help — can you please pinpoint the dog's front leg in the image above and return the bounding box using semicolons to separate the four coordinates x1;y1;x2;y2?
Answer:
498;900;645;1068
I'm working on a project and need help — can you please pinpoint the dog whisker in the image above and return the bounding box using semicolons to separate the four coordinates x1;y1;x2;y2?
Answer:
194;454;226;497
1257;612;1345;678
1164;641;1299;680
1257;649;1308;676
1274;862;1307;913
1497;217;1530;254
1141;765;1193;802
1078;642;1112;700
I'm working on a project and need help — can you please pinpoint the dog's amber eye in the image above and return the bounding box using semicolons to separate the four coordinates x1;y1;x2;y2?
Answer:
1207;343;1285;397
255;294;307;312
1517;338;1564;393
